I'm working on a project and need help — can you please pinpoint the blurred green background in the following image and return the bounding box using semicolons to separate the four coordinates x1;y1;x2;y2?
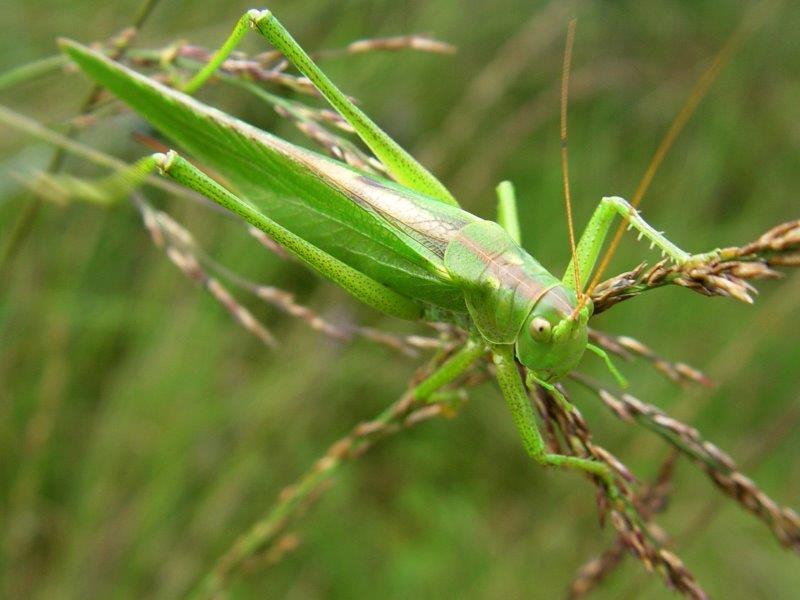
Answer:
1;0;799;597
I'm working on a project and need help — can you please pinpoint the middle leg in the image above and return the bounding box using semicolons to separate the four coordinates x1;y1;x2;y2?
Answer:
495;180;521;245
491;344;620;495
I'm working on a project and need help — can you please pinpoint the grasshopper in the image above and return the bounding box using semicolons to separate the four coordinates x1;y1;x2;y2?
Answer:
55;9;723;501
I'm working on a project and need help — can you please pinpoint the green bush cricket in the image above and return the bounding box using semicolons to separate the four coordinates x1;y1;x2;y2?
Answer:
53;8;726;505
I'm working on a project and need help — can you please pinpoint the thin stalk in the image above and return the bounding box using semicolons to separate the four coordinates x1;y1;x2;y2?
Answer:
190;351;481;598
0;55;67;91
0;0;163;280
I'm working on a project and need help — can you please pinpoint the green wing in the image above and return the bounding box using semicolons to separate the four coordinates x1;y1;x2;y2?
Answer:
60;40;466;310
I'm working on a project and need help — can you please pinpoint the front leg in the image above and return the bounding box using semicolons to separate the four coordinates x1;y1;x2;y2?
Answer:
562;195;717;292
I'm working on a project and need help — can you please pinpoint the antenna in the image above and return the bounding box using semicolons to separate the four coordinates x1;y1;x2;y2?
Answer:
585;5;770;296
560;19;581;299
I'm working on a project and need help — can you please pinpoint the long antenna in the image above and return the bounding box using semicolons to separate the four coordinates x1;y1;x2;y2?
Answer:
560;19;581;297
585;4;771;296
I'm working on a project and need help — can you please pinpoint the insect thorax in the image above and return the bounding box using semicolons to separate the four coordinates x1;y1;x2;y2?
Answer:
443;220;566;345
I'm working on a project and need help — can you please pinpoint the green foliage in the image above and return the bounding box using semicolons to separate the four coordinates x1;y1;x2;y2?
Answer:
1;1;798;598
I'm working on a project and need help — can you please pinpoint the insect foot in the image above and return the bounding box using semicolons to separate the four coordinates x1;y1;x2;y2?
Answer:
682;248;723;266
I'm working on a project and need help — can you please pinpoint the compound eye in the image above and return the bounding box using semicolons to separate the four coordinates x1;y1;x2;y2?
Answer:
529;316;552;342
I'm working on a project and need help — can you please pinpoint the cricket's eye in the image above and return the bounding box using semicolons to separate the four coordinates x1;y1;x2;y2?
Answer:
529;317;552;342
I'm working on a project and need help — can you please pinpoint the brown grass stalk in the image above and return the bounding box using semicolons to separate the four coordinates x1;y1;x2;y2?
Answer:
588;329;712;387
572;373;800;554
532;386;706;599
568;452;678;599
591;220;800;314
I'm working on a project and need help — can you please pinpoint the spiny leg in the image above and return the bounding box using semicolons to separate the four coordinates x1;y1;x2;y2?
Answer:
495;181;521;245
491;344;620;496
181;9;456;207
562;195;717;292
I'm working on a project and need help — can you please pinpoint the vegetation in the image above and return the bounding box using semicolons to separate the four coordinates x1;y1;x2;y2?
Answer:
1;1;798;598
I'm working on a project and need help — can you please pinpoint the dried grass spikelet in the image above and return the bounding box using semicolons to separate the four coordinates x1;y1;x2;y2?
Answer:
592;220;800;313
